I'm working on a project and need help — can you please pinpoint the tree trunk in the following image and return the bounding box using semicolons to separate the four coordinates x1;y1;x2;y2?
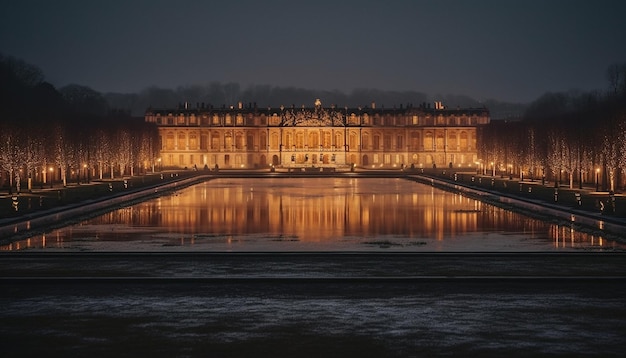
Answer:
569;172;573;189
61;166;67;187
8;169;14;194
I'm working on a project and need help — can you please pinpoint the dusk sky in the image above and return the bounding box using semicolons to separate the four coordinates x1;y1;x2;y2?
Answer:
2;0;625;103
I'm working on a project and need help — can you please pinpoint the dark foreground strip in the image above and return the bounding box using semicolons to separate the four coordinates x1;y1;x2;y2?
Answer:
4;276;625;298
2;251;625;258
2;252;624;279
3;276;626;283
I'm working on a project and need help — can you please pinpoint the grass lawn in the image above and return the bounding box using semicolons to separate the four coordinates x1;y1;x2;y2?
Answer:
0;171;199;221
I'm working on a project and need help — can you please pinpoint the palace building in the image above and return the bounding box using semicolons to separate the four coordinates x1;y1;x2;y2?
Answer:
144;100;490;170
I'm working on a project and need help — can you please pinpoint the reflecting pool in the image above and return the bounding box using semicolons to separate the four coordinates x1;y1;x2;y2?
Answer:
3;178;624;251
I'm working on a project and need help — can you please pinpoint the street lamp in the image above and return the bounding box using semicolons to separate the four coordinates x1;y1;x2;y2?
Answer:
595;168;600;192
579;169;583;190
49;167;54;188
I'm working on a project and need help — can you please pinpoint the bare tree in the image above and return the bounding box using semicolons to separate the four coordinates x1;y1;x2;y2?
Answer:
52;125;72;187
0;124;21;193
600;130;619;192
22;128;43;191
546;131;566;187
606;63;626;96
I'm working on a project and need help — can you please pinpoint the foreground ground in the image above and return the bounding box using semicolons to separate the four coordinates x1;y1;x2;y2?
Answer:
1;253;625;357
1;171;625;356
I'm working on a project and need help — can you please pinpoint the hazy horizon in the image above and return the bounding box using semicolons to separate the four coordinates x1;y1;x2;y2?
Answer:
2;0;625;104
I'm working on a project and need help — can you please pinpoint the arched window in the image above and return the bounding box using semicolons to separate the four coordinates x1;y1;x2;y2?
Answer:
349;132;358;150
323;131;331;148
177;133;186;150
460;132;468;151
362;133;370;149
309;132;319;148
384;135;392;150
270;133;279;150
211;131;220;150
411;132;420;150
234;133;244;149
373;135;380;150
296;133;304;149
225;133;232;149
285;133;292;149
424;132;434;150
165;133;175;150
260;133;267;149
334;133;343;148
436;133;445;150
447;131;457;151
189;134;198;150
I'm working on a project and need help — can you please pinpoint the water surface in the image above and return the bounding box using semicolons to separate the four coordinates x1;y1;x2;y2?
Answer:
3;178;623;251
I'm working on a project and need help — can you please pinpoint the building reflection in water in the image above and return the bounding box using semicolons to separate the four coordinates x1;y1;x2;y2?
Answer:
2;178;624;251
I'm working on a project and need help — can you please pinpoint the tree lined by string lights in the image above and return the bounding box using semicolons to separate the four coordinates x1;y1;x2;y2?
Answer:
478;63;626;192
0;54;160;194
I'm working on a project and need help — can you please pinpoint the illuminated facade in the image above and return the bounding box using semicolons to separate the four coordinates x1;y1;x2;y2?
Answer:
144;101;490;169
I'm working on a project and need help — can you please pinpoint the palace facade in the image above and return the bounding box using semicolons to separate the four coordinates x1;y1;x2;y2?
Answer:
144;101;490;170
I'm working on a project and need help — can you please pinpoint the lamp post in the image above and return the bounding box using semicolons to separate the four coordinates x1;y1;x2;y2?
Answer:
579;169;583;190
49;167;53;188
595;168;600;192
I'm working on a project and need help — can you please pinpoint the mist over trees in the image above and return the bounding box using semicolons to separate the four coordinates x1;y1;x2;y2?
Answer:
0;53;159;194
479;62;626;192
59;84;109;117
103;83;526;120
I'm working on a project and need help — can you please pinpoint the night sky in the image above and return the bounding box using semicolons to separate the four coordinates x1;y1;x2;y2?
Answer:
2;0;625;103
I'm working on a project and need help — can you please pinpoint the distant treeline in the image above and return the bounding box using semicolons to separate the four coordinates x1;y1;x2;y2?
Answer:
3;51;624;193
104;84;527;120
0;53;159;192
478;63;626;191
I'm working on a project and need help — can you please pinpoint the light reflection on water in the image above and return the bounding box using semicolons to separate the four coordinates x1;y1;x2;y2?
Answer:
2;178;624;251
